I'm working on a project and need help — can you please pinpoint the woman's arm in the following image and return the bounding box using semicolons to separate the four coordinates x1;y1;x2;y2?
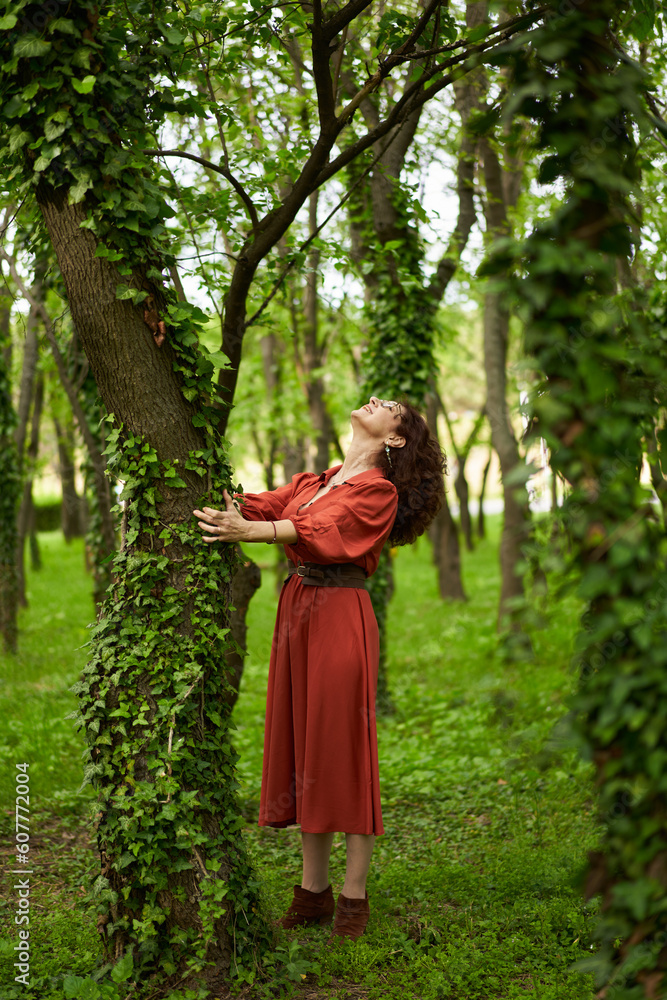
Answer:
193;490;298;545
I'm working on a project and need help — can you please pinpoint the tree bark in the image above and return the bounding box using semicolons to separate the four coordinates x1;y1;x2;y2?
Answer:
480;129;531;631
14;276;42;462
303;191;331;474
477;449;492;540
224;551;262;712
482;291;531;628
17;373;44;603
35;181;263;990
53;412;84;541
0;294;19;653
426;395;466;600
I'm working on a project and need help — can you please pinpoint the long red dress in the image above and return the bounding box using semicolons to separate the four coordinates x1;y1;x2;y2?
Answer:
239;465;398;835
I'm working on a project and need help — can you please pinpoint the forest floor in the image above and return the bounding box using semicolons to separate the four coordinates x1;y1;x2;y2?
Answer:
0;520;602;1000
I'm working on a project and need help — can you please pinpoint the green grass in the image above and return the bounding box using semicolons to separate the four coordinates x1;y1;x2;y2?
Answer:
0;522;601;999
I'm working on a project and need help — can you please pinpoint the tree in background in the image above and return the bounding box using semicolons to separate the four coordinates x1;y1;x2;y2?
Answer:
489;1;667;994
0;263;20;652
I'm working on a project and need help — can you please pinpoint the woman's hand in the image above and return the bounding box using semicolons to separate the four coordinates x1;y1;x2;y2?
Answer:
193;489;247;544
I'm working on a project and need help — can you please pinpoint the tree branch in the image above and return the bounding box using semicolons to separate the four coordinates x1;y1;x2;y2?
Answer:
322;0;375;43
145;149;259;231
321;8;543;190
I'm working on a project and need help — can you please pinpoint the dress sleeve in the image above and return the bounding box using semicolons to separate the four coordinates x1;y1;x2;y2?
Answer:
288;479;398;564
237;472;315;522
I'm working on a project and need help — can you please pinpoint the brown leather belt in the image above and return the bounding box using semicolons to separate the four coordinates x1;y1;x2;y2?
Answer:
287;560;367;589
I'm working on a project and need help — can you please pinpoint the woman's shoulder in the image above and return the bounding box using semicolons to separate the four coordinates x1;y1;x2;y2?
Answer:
347;470;397;493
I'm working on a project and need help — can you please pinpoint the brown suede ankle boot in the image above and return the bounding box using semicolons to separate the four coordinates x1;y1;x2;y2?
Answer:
330;892;370;940
279;884;335;929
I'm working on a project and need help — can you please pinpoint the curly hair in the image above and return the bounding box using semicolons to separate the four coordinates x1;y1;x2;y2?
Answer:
379;399;448;546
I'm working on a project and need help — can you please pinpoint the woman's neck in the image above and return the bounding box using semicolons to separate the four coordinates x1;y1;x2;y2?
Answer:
333;439;382;481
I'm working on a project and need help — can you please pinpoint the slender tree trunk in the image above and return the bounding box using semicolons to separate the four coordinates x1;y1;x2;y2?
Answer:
646;423;667;526
480;122;531;632
14;280;42;462
483;292;531;629
426;395;466;600
454;464;474;551
224;550;262;711
17;372;44;588
35;182;264;989
303;192;331;474
54;412;84;541
477;450;492;540
0;296;19;653
17;373;44;607
28;505;41;572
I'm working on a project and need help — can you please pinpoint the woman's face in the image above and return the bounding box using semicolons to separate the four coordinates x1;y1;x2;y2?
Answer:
352;396;405;444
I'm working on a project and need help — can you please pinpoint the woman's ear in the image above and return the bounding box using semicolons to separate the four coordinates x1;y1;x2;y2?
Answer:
388;434;406;449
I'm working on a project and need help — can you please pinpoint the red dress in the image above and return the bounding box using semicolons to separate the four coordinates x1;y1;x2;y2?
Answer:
239;465;398;835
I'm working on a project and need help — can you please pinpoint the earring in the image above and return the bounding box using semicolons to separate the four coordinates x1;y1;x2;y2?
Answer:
385;442;392;467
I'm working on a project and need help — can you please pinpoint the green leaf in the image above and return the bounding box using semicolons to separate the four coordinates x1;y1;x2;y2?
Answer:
0;13;17;28
8;127;31;154
204;350;231;369
72;75;96;94
13;36;52;58
110;951;134;983
69;175;93;203
44;119;66;141
48;17;80;35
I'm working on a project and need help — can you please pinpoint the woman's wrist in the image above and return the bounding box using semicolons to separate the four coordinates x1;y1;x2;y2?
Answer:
244;519;298;545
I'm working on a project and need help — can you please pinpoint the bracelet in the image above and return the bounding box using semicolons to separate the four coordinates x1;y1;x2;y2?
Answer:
268;521;277;544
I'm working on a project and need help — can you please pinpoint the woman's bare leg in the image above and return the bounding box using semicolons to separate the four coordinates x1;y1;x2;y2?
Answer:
341;833;375;898
301;831;335;892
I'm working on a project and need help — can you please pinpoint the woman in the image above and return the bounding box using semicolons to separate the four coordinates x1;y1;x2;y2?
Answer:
193;396;445;940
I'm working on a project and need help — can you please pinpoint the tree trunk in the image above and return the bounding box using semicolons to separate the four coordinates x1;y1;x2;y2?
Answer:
35;182;266;990
454;464;474;552
483;292;531;629
53;412;84;541
17;373;44;607
366;545;395;714
224;551;262;711
477;450;492;540
303;192;331;474
426;396;466;600
0;296;19;653
14;277;42;462
17;372;44;592
646;422;667;526
480;121;531;632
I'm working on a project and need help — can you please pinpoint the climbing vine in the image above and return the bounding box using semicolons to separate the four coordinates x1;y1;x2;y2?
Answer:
348;150;440;711
0;0;270;989
484;2;667;995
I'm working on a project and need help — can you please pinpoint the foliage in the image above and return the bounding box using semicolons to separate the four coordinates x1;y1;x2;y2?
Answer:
0;0;272;985
482;1;667;995
0;523;602;1000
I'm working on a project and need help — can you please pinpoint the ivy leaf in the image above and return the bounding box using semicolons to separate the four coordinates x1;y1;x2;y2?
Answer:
69;174;94;203
44;119;67;141
48;17;80;35
110;951;134;983
629;0;655;42
0;13;17;28
4;95;29;118
204;350;231;369
13;36;52;58
72;75;96;94
8;127;31;153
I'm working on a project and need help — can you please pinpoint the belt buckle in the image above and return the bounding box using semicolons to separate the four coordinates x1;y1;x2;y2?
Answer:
296;565;306;577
